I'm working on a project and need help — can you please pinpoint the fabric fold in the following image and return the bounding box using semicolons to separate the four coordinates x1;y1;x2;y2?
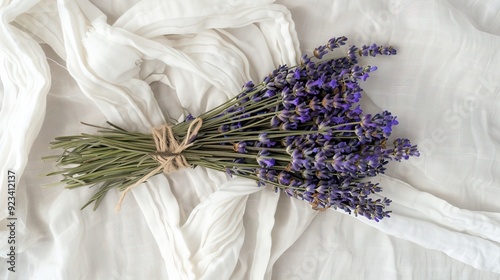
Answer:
0;0;51;257
2;0;500;279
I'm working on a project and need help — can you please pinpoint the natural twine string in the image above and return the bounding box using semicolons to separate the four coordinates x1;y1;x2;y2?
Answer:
115;118;203;211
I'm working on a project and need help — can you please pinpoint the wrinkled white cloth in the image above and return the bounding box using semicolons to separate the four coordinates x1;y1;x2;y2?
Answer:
1;0;500;279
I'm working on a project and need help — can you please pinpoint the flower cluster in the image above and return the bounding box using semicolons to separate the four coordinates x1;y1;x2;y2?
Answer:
184;36;419;221
46;36;419;220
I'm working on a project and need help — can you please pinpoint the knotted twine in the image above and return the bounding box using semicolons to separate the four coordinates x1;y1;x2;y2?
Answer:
115;118;203;211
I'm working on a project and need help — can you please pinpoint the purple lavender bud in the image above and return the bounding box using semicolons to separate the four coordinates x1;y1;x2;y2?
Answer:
266;169;278;181
346;105;363;120
307;74;326;92
314;135;328;146
360;45;370;57
360;114;374;128
290;178;303;187
321;143;335;157
372;111;398;137
337;36;348;45
383;197;392;206
358;65;377;81
305;60;317;71
315;170;331;180
355;125;372;144
408;144;420;157
226;105;245;114
266;82;277;91
347;45;358;61
357;182;382;196
290;158;310;171
286;72;297;84
351;65;364;78
295;102;311;119
256;150;276;168
321;94;334;109
390;138;420;161
317;120;331;132
258;157;276;168
315;183;328;194
327;36;347;50
333;94;351;111
273;73;287;88
218;124;230;133
280;86;292;99
314;45;328;59
328;79;338;89
277;110;293;122
251;94;263;102
338;68;350;78
314;151;327;170
233;158;246;164
291;151;306;171
368;43;381;56
301;191;315;203
283;96;301;109
284;188;295;197
344;81;358;90
344;91;362;103
235;95;250;105
330;115;346;125
233;141;248;153
277;171;292;185
308;97;325;113
318;61;334;75
282;136;296;146
301;169;316;179
382;46;397;55
184;114;195;121
257;168;267;180
300;54;311;66
331;153;347;172
358;44;397;57
258;132;276;147
263;89;277;98
382;110;399;125
313;114;324;125
279;121;298;130
270;115;282;127
294;68;305;79
365;155;382;169
230;122;242;131
305;184;315;193
242;81;255;92
293;83;307;97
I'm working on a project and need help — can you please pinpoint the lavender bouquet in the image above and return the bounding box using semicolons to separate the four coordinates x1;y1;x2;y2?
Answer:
44;36;419;221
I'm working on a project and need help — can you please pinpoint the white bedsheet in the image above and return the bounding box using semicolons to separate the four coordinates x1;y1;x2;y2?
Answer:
1;0;500;279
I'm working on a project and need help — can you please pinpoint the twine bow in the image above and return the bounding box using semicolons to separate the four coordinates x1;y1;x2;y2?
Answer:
115;118;203;211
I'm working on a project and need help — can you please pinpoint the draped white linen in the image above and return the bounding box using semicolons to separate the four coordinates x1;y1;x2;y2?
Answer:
1;0;499;279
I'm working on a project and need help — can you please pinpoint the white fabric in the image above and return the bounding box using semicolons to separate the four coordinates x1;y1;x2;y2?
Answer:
1;0;500;279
